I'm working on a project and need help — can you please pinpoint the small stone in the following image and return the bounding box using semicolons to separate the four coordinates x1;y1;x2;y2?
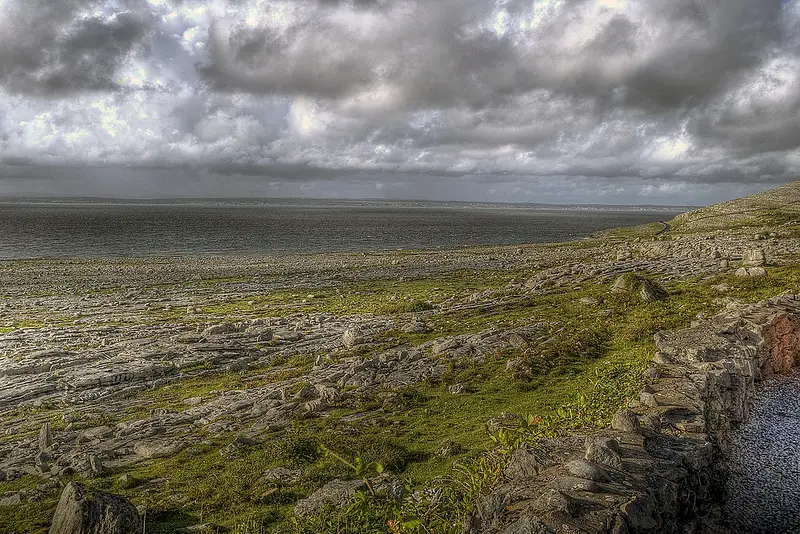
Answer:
534;489;578;517
262;467;302;484
579;297;599;306
202;323;237;336
448;383;467;394
35;451;51;474
550;475;599;493
507;333;528;349
402;321;429;334
505;357;533;380
183;397;202;406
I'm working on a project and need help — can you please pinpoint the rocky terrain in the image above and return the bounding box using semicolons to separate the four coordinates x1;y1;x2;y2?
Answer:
2;183;800;533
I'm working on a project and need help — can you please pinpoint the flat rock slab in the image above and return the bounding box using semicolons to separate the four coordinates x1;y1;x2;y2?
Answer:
133;440;184;459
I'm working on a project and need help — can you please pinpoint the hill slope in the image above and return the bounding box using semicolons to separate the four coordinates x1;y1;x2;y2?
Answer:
671;181;800;231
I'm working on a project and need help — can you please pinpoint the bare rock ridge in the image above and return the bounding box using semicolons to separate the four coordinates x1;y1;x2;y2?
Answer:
465;294;800;533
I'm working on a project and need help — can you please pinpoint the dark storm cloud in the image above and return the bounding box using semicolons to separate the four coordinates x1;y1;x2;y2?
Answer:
201;0;784;112
1;0;800;204
0;0;154;94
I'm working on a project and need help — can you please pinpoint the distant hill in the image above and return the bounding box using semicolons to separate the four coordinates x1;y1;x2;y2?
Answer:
671;181;800;231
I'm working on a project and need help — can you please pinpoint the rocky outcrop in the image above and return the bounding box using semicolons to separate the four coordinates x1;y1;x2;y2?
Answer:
49;482;141;534
466;295;800;533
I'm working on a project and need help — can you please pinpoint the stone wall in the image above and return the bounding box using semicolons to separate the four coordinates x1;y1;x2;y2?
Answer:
465;294;800;534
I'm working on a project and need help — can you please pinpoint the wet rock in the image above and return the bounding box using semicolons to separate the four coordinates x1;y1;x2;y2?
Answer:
49;482;141;534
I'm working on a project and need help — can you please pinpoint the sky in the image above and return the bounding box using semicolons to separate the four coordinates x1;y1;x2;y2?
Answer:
0;0;799;205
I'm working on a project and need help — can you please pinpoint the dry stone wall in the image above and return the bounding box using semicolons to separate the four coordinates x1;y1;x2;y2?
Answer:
466;294;800;534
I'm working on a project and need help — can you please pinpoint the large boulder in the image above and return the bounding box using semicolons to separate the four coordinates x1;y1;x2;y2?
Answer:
610;274;667;303
49;482;141;534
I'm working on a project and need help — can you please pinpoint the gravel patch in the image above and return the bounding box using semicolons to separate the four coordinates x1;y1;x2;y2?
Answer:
722;369;800;533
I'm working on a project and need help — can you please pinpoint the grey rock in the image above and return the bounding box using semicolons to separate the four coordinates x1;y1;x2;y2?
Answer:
0;492;21;507
585;438;623;470
133;440;184;459
565;459;610;482
39;422;53;451
742;249;766;267
448;383;467;394
202;323;237;336
611;408;641;433
88;455;104;476
294;479;366;517
505;447;549;480
262;467;302;484
49;482;141;534
342;329;364;348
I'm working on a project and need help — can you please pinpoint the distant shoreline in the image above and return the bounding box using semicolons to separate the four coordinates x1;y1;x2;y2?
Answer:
0;197;694;213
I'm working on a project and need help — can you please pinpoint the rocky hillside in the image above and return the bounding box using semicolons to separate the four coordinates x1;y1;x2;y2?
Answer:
671;180;800;231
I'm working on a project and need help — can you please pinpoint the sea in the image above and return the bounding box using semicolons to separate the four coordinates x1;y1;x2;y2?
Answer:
0;199;688;260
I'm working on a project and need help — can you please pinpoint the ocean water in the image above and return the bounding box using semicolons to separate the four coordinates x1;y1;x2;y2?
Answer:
0;200;684;260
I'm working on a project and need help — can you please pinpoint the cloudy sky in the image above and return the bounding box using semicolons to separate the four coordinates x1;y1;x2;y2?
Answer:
0;0;799;204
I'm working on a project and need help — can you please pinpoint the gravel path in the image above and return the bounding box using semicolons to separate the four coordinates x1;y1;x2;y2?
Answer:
722;369;800;533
